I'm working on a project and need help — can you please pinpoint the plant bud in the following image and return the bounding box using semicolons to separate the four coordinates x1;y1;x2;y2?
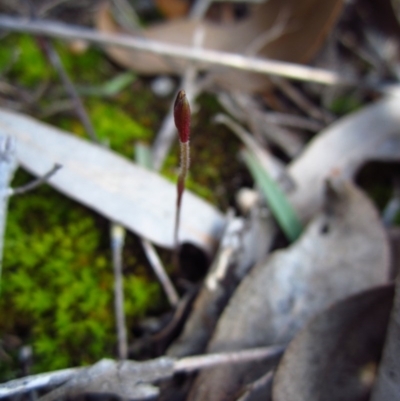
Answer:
174;90;191;143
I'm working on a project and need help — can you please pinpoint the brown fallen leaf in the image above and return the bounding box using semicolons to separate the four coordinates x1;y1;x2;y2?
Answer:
96;0;343;92
155;0;190;19
0;108;225;252
188;179;389;401
273;284;395;401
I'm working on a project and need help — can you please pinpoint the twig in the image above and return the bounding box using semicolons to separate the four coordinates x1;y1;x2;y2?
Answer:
134;143;180;307
261;110;324;132
0;346;284;399
110;224;128;360
0;367;83;398
168;211;276;358
174;345;284;372
39;39;100;143
10;164;62;196
141;238;179;307
214;113;290;187
271;76;335;123
0;15;357;86
229;92;305;157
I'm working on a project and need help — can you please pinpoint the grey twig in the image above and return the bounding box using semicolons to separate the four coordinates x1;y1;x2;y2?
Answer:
0;367;84;399
40;39;100;143
0;346;284;400
173;345;284;372
10;164;62;196
0;15;356;86
214;113;289;185
141;238;179;307
111;224;128;360
271;76;335;123
133;143;180;307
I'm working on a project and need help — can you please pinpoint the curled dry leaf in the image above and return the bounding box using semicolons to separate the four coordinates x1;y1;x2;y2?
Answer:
188;179;389;401
370;273;400;401
288;95;400;222
0;108;225;252
96;0;343;92
273;285;395;401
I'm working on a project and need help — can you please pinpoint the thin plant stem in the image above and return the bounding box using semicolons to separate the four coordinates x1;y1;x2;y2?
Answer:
173;91;191;266
174;141;190;247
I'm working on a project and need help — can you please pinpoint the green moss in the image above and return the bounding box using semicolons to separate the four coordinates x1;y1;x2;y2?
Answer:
89;100;152;156
0;170;161;375
8;34;52;86
329;94;363;115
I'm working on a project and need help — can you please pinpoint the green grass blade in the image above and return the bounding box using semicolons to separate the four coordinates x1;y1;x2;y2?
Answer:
78;72;136;97
241;149;302;242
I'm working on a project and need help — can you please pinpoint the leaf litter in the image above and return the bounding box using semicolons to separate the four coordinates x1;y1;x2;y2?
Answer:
273;284;395;401
1;0;400;399
187;179;389;401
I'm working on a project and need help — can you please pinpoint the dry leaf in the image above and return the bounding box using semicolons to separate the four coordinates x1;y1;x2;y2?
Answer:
371;273;400;401
96;0;343;92
273;285;395;401
289;95;400;222
0;108;225;252
188;179;389;401
156;0;190;19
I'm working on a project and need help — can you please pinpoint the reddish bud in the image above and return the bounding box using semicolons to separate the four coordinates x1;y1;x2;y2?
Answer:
174;90;191;143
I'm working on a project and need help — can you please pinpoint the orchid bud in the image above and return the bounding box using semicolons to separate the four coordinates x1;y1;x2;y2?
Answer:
174;90;191;143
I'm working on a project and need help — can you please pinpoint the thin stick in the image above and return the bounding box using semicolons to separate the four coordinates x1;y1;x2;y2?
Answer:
110;224;128;360
173;345;285;372
134;143;180;307
0;15;356;86
0;367;83;398
39;39;100;143
0;346;284;399
141;238;179;307
10;164;62;196
271;76;335;123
